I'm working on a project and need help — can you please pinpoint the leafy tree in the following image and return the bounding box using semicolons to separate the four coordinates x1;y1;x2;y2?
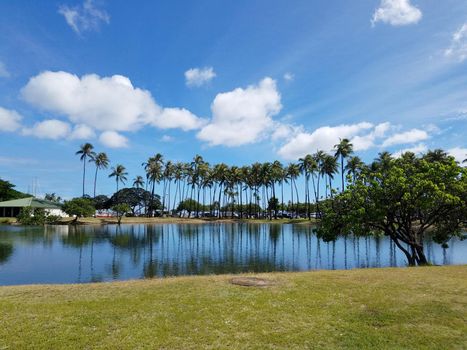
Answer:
76;143;96;197
0;178;29;201
318;153;466;266
62;198;96;223
109;188;158;215
267;197;279;214
176;198;208;213
17;207;61;225
93;195;111;210
112;203;131;225
44;193;62;203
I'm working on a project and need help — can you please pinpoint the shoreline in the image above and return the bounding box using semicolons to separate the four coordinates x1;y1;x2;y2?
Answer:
2;216;317;225
1;264;464;288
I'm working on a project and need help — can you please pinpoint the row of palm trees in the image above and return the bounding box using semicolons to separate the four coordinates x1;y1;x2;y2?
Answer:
76;143;127;197
76;142;465;219
76;139;358;218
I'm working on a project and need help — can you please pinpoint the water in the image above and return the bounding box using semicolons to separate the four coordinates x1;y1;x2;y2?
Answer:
0;223;465;285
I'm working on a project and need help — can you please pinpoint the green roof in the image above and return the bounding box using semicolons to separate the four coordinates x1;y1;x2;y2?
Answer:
0;197;62;209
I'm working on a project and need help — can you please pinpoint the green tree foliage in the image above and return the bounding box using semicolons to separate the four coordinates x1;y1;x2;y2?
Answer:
112;203;131;225
62;198;96;223
318;153;466;266
176;198;208;212
0;178;29;201
109;188;159;215
44;193;62;203
17;207;61;225
93;195;111;210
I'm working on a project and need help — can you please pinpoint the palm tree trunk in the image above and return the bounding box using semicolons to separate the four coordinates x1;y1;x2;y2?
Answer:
93;166;98;198
290;181;294;217
82;157;86;197
341;155;345;192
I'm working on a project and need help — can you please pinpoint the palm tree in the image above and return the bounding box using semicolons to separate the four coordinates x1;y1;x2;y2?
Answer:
213;163;228;217
190;155;205;217
299;154;318;219
172;162;185;212
143;154;164;216
345;156;364;183
109;164;128;193
287;163;300;217
133;176;145;189
321;154;338;198
92;152;109;197
334;138;353;192
76;143;96;197
372;151;393;173
270;161;283;219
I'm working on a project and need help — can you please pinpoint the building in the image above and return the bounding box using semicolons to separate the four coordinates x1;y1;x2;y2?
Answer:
0;197;66;218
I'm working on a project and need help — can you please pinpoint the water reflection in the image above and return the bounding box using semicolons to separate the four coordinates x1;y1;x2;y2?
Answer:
0;223;465;285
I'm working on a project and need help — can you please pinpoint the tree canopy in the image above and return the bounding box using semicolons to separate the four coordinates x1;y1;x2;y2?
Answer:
0;178;29;201
318;153;466;266
62;198;96;222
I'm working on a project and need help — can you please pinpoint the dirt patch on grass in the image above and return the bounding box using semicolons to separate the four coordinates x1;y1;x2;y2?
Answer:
229;277;276;287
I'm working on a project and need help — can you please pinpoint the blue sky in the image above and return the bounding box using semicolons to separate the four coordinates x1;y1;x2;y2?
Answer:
0;0;466;198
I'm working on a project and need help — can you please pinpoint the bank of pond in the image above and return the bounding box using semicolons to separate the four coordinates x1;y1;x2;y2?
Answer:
0;223;465;285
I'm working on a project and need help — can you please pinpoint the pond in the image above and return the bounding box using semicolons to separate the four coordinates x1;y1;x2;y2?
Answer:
0;223;466;285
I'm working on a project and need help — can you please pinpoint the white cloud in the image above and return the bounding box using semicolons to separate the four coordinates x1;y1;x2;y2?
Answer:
160;135;173;142
0;61;10;78
283;73;294;82
21;71;205;135
447;147;467;165
381;128;428;147
277;122;375;160
70;124;96;139
445;23;467;62
185;67;216;87
271;122;302;141
99;131;128;148
197;77;282;147
21;72;157;131
395;143;427;157
351;122;391;151
372;0;422;26
0;107;22;132
58;0;109;34
155;108;206;131
22;119;71;140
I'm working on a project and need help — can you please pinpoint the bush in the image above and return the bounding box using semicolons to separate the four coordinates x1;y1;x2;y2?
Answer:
62;198;95;222
17;207;60;225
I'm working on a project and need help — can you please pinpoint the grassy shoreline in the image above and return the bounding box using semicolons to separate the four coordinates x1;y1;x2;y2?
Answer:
1;216;317;225
0;266;466;349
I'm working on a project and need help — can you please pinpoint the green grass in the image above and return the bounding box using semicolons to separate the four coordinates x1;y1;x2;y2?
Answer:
0;266;466;349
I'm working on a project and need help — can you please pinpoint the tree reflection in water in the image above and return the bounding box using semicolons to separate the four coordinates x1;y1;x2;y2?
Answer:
0;223;465;285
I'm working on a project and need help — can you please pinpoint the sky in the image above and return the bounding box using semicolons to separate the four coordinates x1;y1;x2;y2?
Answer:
0;0;466;199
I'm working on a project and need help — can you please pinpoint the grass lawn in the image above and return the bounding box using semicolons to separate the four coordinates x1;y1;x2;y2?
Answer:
0;266;466;349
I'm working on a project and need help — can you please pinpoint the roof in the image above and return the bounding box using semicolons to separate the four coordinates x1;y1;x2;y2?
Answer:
0;197;62;209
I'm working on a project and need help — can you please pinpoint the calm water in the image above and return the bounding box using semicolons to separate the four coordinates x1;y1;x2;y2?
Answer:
0;223;466;285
